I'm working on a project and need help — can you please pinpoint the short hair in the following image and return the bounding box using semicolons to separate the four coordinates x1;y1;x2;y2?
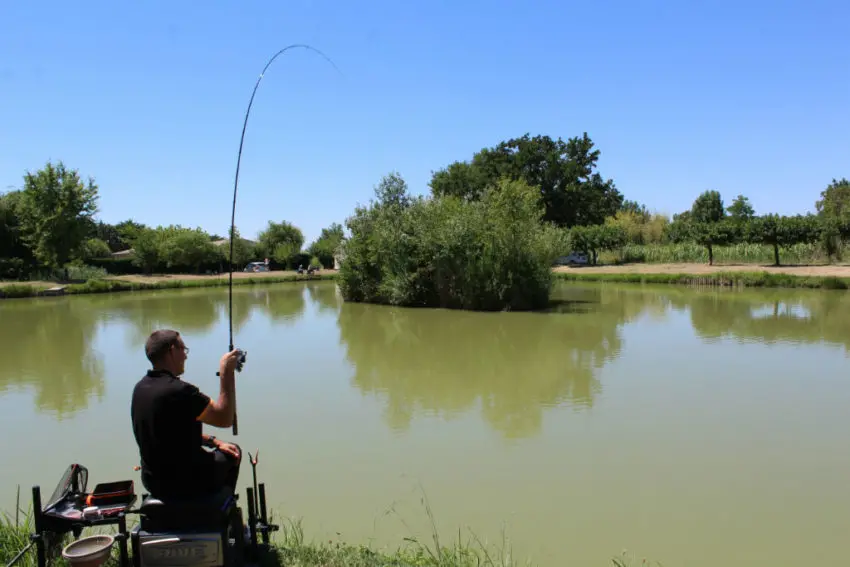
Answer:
145;329;181;365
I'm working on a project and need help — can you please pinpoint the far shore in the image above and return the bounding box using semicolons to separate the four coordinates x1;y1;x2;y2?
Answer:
553;262;850;277
5;262;850;299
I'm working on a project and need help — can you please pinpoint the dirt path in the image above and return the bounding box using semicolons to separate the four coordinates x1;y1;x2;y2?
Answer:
553;263;850;277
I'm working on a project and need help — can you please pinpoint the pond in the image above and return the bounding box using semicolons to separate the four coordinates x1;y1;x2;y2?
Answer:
1;280;848;566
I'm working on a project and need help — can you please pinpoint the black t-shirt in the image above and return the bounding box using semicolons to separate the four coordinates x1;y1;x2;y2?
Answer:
131;369;213;498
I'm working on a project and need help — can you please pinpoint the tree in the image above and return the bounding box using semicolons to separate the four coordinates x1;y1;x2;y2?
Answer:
726;195;755;221
815;177;850;223
568;224;627;265
257;220;304;265
747;214;821;266
374;171;411;209
221;227;253;268
814;178;850;254
79;238;112;261
691;190;725;223
619;199;650;221
161;228;220;273
15;161;99;272
429;133;623;227
92;221;130;252
307;222;345;268
690;220;740;265
0;190;35;278
127;227;163;273
340;173;563;311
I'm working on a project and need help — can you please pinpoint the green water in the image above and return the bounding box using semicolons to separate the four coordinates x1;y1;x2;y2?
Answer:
1;280;849;566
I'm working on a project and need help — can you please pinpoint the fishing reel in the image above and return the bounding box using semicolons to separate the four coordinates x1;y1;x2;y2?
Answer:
235;348;247;372
216;348;247;376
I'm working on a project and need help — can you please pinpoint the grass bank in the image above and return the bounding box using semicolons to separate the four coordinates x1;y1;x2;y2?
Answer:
8;262;850;300
0;271;338;300
555;269;850;290
0;509;655;567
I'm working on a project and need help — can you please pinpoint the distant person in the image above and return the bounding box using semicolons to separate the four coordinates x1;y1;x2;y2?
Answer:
131;329;243;500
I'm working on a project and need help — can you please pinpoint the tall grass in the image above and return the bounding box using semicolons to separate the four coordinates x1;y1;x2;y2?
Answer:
1;495;657;567
603;242;830;265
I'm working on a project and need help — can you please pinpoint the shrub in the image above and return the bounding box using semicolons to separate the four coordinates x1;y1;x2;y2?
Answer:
338;174;564;311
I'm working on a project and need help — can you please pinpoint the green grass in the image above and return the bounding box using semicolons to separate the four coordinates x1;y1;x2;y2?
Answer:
0;272;339;299
555;269;850;290
1;501;659;567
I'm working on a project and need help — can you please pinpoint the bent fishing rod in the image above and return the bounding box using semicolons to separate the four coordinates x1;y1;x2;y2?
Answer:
221;44;342;436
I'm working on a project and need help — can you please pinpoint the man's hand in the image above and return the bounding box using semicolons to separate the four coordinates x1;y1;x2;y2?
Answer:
219;349;241;375
216;441;241;460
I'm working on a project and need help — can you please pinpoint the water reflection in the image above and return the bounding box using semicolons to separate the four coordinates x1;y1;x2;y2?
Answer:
684;288;850;350
0;298;105;419
335;285;647;439
4;281;850;424
306;282;343;314
0;285;308;417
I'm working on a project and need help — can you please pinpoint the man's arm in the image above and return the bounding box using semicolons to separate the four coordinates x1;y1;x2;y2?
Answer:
196;351;238;428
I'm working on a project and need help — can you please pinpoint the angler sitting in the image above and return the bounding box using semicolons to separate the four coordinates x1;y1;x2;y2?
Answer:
131;329;243;501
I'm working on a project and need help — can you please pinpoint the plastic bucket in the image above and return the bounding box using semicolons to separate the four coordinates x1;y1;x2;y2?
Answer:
61;535;115;567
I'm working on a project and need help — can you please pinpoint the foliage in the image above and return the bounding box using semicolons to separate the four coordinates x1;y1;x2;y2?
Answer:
603;211;668;246
567;223;627;265
726;194;755;221
79;238;112;260
306;222;344;268
339;173;563;311
0;191;35;277
429;133;623;227
14;161;99;270
257;220;304;267
125;225;223;274
690;189;725;223
815;177;850;225
94;221;129;252
221;227;255;268
603;242;827;266
746;214;821;265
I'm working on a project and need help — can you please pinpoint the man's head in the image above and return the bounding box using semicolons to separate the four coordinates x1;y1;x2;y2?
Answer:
145;329;188;376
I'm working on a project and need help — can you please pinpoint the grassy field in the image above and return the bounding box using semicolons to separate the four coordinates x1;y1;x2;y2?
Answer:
0;508;654;567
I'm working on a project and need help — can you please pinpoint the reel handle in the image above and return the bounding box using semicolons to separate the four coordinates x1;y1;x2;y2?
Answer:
216;348;246;436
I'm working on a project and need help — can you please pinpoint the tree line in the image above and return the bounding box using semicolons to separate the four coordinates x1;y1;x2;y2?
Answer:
0;161;344;279
338;132;848;310
426;132;850;267
2;134;847;303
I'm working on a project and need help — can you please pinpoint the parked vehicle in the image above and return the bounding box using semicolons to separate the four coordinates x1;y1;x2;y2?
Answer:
554;252;589;266
243;262;269;273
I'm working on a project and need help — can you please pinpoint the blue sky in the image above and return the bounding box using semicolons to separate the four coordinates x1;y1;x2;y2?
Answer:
1;0;847;244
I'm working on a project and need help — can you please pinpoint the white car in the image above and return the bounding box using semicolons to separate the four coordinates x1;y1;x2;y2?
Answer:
243;261;270;272
554;252;589;266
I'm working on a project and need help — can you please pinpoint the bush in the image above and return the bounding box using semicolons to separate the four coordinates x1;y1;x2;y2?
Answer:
87;257;145;275
338;174;564;311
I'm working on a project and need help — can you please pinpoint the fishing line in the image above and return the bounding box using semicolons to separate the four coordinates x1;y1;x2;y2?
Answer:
225;44;342;435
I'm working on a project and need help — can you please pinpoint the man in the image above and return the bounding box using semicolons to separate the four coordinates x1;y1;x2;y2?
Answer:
131;329;243;500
